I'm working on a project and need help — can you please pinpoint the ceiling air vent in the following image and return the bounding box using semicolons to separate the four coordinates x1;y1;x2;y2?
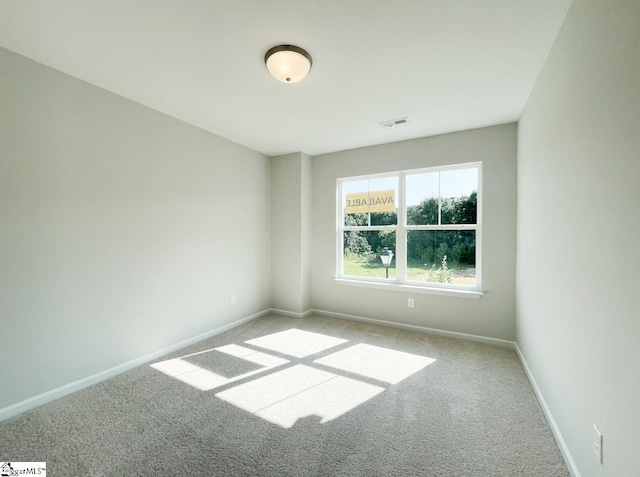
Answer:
380;117;409;128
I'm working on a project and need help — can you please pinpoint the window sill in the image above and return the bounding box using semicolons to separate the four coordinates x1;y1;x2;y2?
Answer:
335;278;484;299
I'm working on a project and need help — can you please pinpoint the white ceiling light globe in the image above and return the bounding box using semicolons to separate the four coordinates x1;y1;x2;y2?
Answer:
265;45;312;84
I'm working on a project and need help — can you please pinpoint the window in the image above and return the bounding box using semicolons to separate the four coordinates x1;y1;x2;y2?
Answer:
337;162;481;294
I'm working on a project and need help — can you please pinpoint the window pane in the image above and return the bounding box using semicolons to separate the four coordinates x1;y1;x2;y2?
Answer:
342;177;397;226
406;168;478;225
406;230;476;286
343;231;396;279
440;169;477;225
406;172;439;225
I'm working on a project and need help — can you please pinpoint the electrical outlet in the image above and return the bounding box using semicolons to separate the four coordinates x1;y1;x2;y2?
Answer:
408;298;415;308
593;424;603;464
231;295;237;305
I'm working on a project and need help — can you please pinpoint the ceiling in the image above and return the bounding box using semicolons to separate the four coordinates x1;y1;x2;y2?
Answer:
0;0;572;156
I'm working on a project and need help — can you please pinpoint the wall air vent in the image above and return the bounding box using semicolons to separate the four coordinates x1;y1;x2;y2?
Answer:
380;117;409;128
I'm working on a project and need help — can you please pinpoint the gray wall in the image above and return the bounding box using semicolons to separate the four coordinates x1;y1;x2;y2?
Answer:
517;1;640;475
0;47;272;410
312;124;517;340
301;153;313;311
271;152;312;313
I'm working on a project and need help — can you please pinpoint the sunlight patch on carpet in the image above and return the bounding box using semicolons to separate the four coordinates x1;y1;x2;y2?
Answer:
215;364;384;428
245;329;348;358
151;346;288;391
151;328;436;428
314;343;436;384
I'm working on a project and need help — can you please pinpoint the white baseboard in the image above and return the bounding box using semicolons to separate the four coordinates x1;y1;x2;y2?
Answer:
270;308;314;318
515;343;581;477
0;308;271;422
310;308;516;348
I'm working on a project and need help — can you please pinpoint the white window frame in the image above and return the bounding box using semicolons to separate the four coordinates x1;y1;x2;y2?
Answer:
336;162;483;299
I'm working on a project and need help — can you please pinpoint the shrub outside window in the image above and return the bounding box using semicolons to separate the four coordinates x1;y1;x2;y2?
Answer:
337;162;481;291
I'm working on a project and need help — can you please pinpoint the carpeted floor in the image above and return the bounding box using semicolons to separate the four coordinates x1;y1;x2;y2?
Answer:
0;314;569;476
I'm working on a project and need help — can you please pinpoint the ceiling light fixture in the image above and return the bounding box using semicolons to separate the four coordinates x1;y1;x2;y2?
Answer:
264;45;312;84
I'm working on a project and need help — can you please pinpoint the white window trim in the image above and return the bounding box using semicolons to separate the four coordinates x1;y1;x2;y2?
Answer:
336;162;483;296
335;278;484;299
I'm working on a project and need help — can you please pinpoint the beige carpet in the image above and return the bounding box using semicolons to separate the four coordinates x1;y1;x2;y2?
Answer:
0;314;569;476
